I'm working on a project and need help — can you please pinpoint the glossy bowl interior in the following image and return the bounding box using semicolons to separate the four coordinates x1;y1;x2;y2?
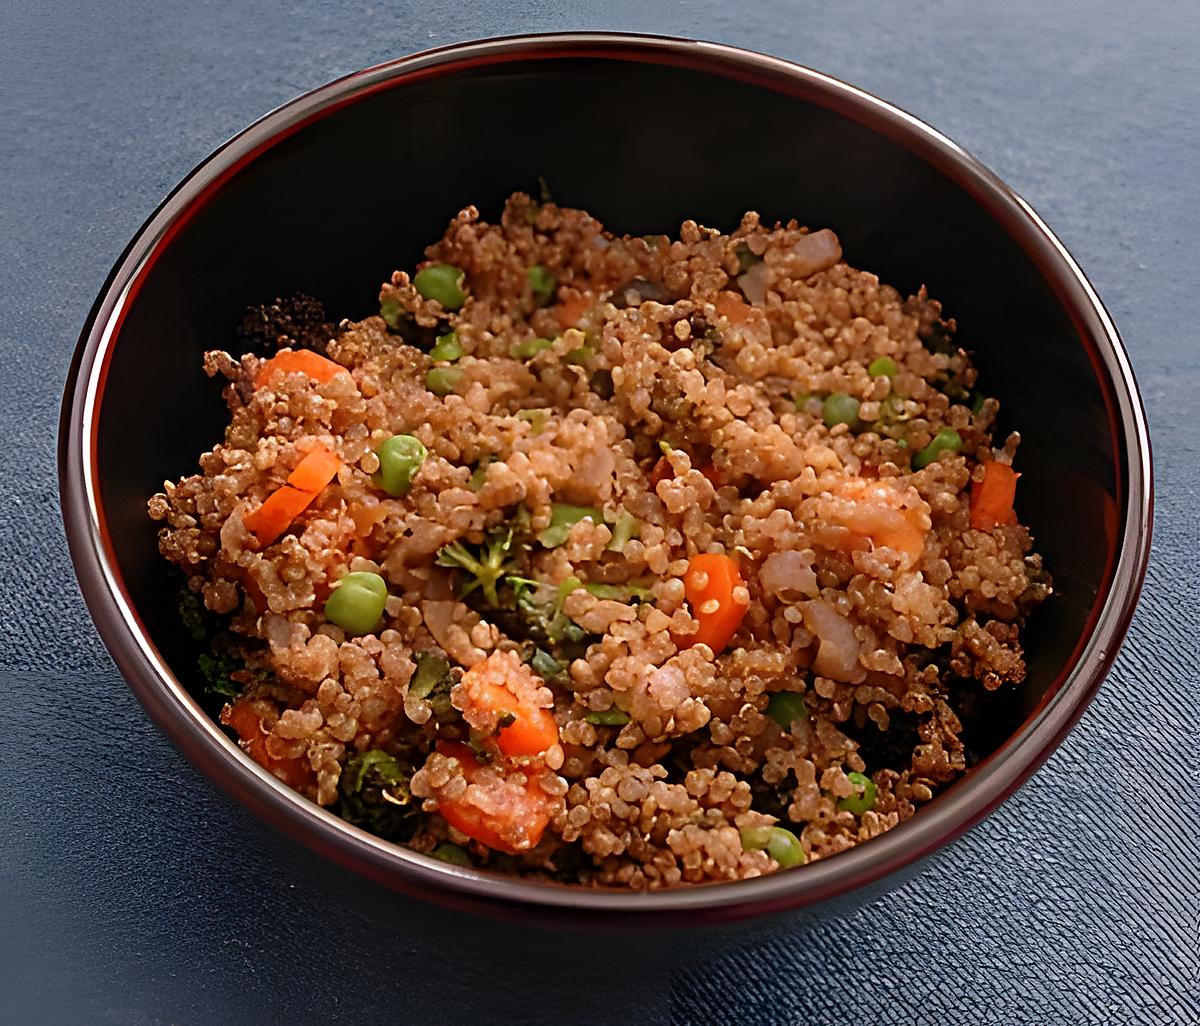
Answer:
60;34;1150;923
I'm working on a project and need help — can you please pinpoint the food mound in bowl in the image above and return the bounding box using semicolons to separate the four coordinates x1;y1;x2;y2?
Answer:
148;193;1050;888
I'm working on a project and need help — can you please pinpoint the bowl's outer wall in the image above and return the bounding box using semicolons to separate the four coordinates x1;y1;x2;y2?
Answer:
102;58;1115;757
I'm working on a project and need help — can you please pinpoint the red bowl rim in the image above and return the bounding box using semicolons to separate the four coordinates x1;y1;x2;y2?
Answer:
58;31;1153;923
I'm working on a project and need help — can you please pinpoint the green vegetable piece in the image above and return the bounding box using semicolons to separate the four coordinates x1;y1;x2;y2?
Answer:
658;441;675;457
527;264;557;307
822;392;861;428
838;771;878;815
538;503;603;548
766;826;807;868
766;691;808;728
739;825;772;851
429;331;463;362
793;392;813;412
529;648;564;679
584;708;631;726
197;650;241;698
413;263;467;309
435;525;517;607
375;434;427;497
516;408;548;433
337;749;416;840
868;356;898;379
431;842;472;867
584;581;654;603
468;461;491;491
912;428;963;470
512;336;554;360
410;652;457;721
556;575;583;604
178;587;208;642
379;294;404;331
970;393;987;416
564;343;594;365
426;366;463;396
324;571;388;635
607;512;641;553
740;824;807;868
410;652;451;699
503;577;590;655
345;749;403;795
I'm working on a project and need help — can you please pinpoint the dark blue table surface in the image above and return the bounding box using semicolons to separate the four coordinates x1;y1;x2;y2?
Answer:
3;2;1198;1024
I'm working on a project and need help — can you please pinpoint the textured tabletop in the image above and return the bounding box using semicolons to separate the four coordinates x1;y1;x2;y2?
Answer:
3;2;1198;1024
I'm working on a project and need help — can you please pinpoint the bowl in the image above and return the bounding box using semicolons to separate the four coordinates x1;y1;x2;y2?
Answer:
59;32;1152;924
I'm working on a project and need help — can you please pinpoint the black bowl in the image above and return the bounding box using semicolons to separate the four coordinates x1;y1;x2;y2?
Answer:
59;33;1151;924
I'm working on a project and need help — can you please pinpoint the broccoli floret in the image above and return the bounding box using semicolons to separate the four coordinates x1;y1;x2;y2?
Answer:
196;650;242;698
435;523;519;607
336;749;419;841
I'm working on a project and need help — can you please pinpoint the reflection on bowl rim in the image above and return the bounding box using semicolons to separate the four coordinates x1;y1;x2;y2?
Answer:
58;32;1152;922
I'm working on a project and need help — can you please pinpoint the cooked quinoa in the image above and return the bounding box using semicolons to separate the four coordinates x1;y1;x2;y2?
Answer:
149;193;1050;888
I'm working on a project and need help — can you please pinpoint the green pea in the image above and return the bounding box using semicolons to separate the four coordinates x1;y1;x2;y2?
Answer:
822;392;861;428
324;572;388;635
374;434;427;497
838;771;877;815
429;331;463;362
868;356;898;379
379;294;404;331
766;692;808;728
413;264;467;309
564;343;595;365
538;503;602;548
739;826;773;852
912;428;963;470
426;366;463;396
511;336;554;360
431;842;472;867
527;264;557;307
766;827;807;868
740;825;807;868
584;708;631;726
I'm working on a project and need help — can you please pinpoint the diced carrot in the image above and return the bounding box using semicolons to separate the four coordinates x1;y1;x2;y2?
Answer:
677;552;750;654
221;697;315;791
457;651;558;758
970;462;1020;530
714;290;751;324
555;293;591;330
286;442;341;493
254;348;347;390
242;484;318;546
433;742;552;854
699;463;723;487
